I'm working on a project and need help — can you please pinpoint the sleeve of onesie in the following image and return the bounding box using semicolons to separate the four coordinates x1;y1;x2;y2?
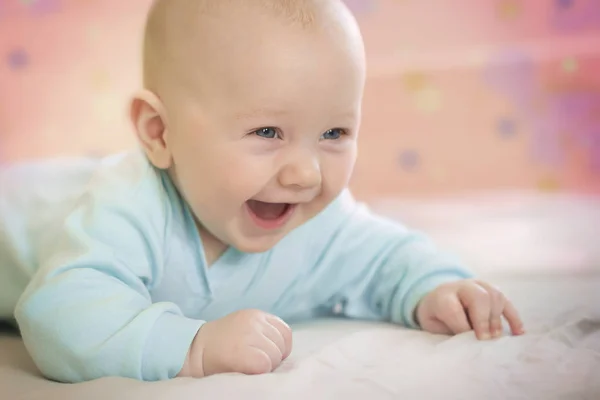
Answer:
14;173;203;383
307;190;474;328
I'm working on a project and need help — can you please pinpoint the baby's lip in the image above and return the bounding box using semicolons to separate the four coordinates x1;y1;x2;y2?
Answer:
244;201;296;229
246;199;298;205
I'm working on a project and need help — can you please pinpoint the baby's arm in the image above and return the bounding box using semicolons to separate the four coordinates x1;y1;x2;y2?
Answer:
14;191;202;383
308;190;473;328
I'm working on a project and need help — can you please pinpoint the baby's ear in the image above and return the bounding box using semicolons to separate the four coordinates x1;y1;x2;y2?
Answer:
130;90;172;169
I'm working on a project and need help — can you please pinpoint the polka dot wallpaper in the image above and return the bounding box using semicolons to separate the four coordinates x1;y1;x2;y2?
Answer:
1;0;599;199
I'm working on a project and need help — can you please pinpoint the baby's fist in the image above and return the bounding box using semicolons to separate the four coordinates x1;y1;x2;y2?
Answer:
415;279;525;340
184;309;293;377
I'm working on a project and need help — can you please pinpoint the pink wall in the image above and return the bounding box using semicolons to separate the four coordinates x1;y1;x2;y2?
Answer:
1;0;599;200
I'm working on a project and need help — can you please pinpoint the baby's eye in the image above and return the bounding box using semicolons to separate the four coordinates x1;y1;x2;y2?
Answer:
321;128;345;140
253;127;280;139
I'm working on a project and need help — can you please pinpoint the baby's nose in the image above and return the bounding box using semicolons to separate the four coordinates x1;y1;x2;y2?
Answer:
278;155;321;190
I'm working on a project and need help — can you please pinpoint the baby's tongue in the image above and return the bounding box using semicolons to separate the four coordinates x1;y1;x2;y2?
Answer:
247;200;287;220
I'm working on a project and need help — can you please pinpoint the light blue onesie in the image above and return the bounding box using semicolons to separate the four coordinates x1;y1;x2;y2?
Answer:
0;150;472;383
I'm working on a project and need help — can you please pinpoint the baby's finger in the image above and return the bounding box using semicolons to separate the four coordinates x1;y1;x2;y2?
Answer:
459;284;492;340
266;315;293;359
254;336;284;372
476;281;505;338
503;299;525;335
435;294;471;334
242;345;277;375
261;320;286;359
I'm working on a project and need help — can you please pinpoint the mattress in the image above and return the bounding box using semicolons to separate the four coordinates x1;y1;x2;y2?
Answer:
1;190;599;400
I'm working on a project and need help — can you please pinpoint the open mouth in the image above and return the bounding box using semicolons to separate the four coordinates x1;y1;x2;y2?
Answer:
245;200;295;229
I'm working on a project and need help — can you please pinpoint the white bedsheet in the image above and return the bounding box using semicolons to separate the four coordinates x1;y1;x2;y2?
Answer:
1;190;599;399
1;276;599;400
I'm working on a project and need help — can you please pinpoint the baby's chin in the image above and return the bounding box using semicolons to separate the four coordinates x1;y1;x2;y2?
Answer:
227;212;309;254
228;232;289;254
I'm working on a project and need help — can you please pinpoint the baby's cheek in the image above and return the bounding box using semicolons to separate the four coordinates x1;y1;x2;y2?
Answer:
323;155;355;190
223;155;276;191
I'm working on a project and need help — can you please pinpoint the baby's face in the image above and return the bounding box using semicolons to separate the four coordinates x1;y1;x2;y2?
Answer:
158;5;365;258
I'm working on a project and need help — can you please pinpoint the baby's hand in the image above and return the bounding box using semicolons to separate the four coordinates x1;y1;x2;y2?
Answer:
180;309;293;378
415;279;525;340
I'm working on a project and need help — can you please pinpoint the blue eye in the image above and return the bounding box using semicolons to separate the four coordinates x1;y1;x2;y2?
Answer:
321;129;345;140
253;127;279;139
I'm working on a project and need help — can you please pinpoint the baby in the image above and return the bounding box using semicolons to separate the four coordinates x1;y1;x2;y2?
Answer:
0;0;524;383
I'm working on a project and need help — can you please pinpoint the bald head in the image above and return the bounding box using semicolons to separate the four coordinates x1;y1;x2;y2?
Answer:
132;1;366;253
141;0;362;98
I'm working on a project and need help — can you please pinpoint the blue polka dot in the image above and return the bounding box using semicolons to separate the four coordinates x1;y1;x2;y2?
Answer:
399;150;420;171
497;117;517;138
7;49;29;70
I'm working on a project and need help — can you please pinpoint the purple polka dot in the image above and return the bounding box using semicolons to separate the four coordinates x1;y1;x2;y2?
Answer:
344;0;376;15
7;49;29;70
556;0;574;9
28;0;62;15
399;150;420;171
550;0;600;32
497;117;518;138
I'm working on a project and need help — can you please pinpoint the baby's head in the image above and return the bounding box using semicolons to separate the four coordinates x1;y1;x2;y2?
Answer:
131;0;365;261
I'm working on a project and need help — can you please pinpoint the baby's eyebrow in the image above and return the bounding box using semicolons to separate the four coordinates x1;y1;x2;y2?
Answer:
336;110;359;121
233;108;358;121
233;107;290;120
